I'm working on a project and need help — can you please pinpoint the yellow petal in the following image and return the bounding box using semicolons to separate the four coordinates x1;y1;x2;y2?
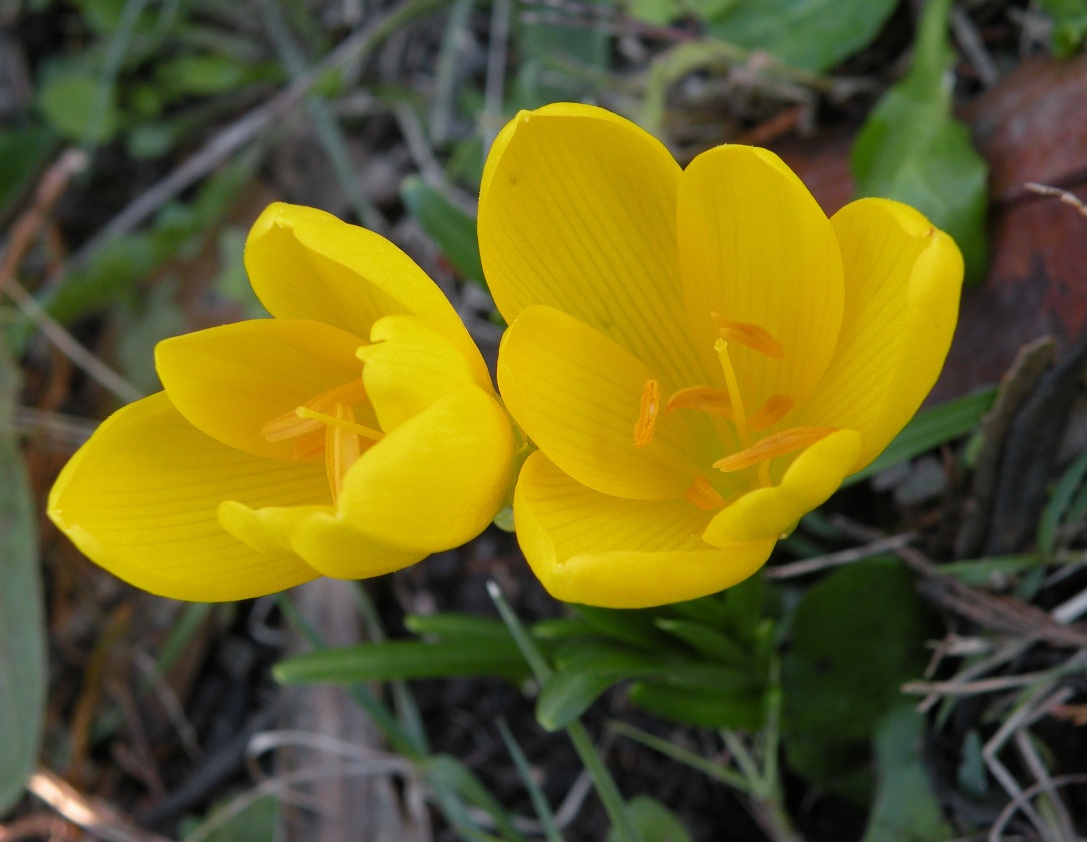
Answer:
514;452;775;608
358;314;489;433
245;203;485;375
47;393;326;601
702;429;861;546
156;318;368;460
479;103;709;388
285;384;515;578
796;198;963;471
498;305;719;501
677;145;845;413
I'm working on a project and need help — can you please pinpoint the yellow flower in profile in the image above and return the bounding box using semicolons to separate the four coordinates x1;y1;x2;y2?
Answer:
480;104;963;609
49;203;515;601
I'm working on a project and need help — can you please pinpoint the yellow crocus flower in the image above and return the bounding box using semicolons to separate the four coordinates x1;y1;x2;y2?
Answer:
49;203;515;601
480;104;963;609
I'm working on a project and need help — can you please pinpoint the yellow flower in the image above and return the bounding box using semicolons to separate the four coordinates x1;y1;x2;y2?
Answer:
480;104;962;609
49;203;515;601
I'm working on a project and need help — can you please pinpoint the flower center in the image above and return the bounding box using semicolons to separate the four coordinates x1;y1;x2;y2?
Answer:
631;315;837;510
261;379;383;504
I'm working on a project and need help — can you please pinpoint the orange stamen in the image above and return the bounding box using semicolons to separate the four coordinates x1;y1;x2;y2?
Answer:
710;313;784;359
325;403;361;505
666;385;733;417
713;426;838;473
685;475;727;511
262;379;369;442
748;394;796;431
295;406;384;442
633;379;661;449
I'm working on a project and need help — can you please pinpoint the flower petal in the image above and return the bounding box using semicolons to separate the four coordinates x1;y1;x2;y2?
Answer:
47;393;326;601
795;198;963;471
499;305;721;500
702;429;861;546
359;315;489;433
479;103;708;387
276;384;515;578
677;145;845;414
514;452;774;608
156;318;367;460
245;203;484;371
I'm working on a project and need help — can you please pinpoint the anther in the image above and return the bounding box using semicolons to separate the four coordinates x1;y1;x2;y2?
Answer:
713;426;838;473
666;385;733;417
685;475;727;511
748;394;795;431
295;406;384;442
325;403;361;505
262;379;369;443
633;379;661;449
710;313;784;359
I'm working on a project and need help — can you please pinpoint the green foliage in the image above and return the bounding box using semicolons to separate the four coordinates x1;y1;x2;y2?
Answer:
37;58;119;144
401;176;486;287
1038;440;1087;559
1037;0;1087;56
852;0;989;285
0;125;57;220
706;0;899;73
781;559;932;798
846;386;997;485
608;796;692;842
860;708;953;842
0;347;46;816
180;795;279;842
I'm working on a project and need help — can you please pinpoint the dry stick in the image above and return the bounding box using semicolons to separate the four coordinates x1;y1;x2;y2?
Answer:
764;532;914;579
1025;182;1087;218
66;0;443;273
0;149;143;404
27;769;174;842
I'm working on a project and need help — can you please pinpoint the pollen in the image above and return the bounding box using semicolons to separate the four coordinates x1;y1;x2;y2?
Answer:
666;385;733;417
685;475;726;511
713;426;838;473
633;378;661;449
710;313;784;359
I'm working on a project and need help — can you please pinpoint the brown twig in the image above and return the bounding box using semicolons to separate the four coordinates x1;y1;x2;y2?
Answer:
27;769;173;842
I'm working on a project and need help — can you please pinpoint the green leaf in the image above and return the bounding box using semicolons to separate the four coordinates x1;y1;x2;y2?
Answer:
861;708;953;842
628;680;765;730
607;796;692;842
654;618;751;665
423;755;526;842
781;559;931;796
0;348;46;815
571;605;675;651
400;176;486;287
538;650;667;730
497;720;564;842
155;54;250;97
707;0;898;72
1036;0;1087;56
38;63;118;144
180;794;278;842
1038;442;1087;557
404;613;515;642
846;386;997;485
274;639;528;684
851;0;989;284
0;125;57;220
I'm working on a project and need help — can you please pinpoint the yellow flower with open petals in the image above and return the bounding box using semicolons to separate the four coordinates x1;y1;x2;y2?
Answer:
480;104;962;608
49;203;515;601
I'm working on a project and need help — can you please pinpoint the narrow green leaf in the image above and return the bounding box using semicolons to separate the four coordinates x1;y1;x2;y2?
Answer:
497;720;565;842
1038;443;1087;557
0;350;46;815
401;176;486;287
0;125;57;220
273;639;527;684
571;605;675;652
708;0;899;72
851;0;989;284
628;681;765;730
404;612;515;642
538;652;666;731
424;755;526;842
846;386;997;485
654;619;750;665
